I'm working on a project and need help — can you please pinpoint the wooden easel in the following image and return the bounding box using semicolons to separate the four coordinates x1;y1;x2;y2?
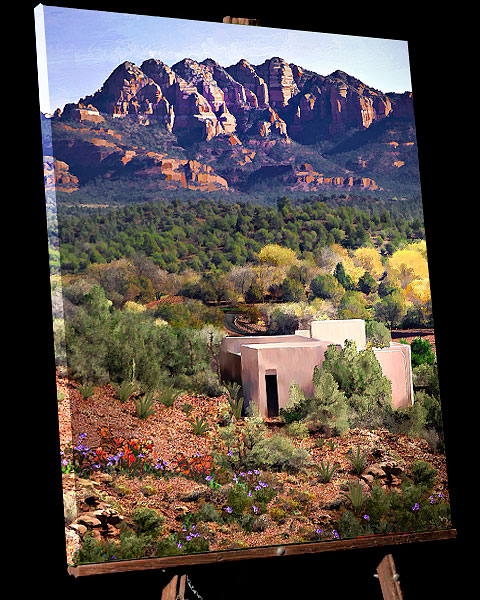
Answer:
161;572;186;600
375;554;403;599
159;553;403;599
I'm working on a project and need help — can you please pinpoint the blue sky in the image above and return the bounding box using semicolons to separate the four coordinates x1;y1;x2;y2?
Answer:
35;5;412;114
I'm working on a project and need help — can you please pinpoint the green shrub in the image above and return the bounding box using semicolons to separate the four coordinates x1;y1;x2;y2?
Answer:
132;508;165;540
304;370;350;436
248;433;311;473
119;530;148;560
75;532;108;564
286;421;310;439
410;338;436;368
196;502;221;523
362;480;451;535
279;382;308;424
337;510;373;538
410;461;437;489
156;534;183;557
365;320;390;348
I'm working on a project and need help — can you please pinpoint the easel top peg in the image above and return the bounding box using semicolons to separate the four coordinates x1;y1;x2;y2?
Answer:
223;17;261;26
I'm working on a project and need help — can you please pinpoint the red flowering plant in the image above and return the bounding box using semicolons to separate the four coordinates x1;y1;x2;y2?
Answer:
60;427;170;479
172;452;216;484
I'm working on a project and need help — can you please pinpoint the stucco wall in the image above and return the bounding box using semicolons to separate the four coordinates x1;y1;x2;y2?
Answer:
240;341;331;418
219;335;320;384
373;342;414;409
310;319;366;350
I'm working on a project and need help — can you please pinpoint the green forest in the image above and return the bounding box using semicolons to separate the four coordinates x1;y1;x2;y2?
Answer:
56;195;425;275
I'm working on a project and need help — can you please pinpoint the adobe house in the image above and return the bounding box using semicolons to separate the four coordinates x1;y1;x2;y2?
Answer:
219;319;414;418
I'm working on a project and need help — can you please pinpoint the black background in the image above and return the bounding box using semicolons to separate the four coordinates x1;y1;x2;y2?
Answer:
18;2;469;596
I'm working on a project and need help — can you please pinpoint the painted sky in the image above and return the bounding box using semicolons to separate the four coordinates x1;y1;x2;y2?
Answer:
35;5;412;114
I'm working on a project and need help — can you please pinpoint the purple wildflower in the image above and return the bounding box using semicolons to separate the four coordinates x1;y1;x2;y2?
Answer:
363;514;370;521
224;506;233;513
412;503;420;511
315;529;323;535
332;530;339;539
253;505;258;514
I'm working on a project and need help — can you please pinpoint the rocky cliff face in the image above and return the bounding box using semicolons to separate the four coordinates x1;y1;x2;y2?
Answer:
59;56;410;145
50;55;416;198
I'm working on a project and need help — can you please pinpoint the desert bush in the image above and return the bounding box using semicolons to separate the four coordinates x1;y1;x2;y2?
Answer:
410;460;437;490
75;532;112;564
132;508;165;540
248;433;311;473
337;510;373;538
195;502;221;523
286;421;310;439
279;382;308;424
304;370;350;436
191;371;225;397
119;530;148;560
365;320;390;348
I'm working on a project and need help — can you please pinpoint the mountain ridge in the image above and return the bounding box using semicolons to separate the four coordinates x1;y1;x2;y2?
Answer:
45;55;418;203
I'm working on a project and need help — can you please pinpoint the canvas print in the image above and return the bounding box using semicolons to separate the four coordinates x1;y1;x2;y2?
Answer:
35;6;453;571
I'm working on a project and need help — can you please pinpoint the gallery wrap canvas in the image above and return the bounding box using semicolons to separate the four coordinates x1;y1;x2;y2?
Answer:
34;5;455;576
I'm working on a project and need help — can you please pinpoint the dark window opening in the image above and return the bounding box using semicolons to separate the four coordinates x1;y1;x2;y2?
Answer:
265;374;279;417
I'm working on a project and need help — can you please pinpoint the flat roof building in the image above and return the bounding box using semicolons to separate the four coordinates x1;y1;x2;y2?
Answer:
219;319;413;418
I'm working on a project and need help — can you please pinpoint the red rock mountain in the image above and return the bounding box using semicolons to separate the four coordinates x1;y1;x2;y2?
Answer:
49;56;416;198
61;56;412;145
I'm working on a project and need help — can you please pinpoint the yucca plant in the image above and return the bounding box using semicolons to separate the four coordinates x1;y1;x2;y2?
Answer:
157;384;178;408
188;416;210;436
112;380;137;403
224;381;244;420
79;381;95;400
134;391;156;420
314;459;340;483
341;480;367;515
347;445;369;475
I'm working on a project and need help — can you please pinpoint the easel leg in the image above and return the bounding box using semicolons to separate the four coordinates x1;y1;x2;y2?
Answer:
376;554;403;600
161;573;187;600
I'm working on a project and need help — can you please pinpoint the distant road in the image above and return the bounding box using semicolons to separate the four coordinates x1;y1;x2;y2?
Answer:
224;313;247;336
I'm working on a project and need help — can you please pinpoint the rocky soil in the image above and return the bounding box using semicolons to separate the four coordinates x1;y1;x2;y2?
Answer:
57;374;449;566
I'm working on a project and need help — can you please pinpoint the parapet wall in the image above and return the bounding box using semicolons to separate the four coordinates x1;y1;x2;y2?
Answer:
309;319;366;350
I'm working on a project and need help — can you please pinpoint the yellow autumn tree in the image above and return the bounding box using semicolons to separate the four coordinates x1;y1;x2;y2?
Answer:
386;246;429;289
258;244;298;266
405;278;431;307
330;244;365;285
352;247;384;279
